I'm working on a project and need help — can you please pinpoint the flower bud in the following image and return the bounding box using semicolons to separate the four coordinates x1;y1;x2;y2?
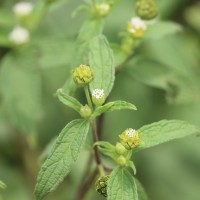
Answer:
13;2;34;19
79;104;92;119
92;89;105;106
119;128;141;150
95;2;111;17
117;155;127;166
9;26;30;45
72;64;93;86
95;175;109;197
115;142;128;155
127;17;147;38
136;0;158;20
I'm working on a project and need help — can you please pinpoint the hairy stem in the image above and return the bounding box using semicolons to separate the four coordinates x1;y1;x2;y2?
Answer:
84;85;93;110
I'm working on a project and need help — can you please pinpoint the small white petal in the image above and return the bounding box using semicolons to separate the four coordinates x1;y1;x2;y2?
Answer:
9;26;30;44
92;89;104;99
13;2;34;17
125;128;136;138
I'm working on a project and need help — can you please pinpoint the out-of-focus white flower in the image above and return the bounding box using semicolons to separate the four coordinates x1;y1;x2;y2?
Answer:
13;2;34;17
127;17;147;38
96;3;111;17
9;26;30;45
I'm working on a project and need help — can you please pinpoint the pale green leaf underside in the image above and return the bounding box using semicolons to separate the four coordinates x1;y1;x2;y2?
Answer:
34;119;90;200
0;181;7;190
108;167;138;200
137;120;200;151
92;100;137;118
57;88;83;112
89;35;115;97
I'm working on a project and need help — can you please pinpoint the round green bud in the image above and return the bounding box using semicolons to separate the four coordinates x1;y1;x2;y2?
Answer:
95;175;109;197
119;128;141;150
117;155;127;166
92;89;106;106
115;142;128;155
72;64;93;86
79;104;92;119
136;0;158;20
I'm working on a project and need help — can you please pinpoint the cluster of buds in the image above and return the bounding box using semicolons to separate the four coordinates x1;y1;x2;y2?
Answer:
114;128;141;166
127;17;147;38
136;0;158;20
95;175;109;197
119;128;141;150
72;64;93;86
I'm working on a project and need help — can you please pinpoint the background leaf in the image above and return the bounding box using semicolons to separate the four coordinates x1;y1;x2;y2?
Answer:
107;167;138;200
34;119;90;200
0;180;7;190
145;21;182;40
89;35;115;97
137;120;200;152
0;52;42;133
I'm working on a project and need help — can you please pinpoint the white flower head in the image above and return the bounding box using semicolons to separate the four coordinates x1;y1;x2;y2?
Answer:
125;128;136;138
129;17;147;33
98;3;110;12
9;26;30;45
13;2;34;17
92;89;104;99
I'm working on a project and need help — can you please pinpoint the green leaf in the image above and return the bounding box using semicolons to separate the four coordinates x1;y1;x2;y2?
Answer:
56;88;83;112
107;167;138;200
92;100;137;118
34;119;90;200
72;18;104;67
135;179;149;200
127;160;137;175
95;141;118;160
145;21;182;40
0;181;6;190
62;18;104;94
89;35;115;97
137;120;200;152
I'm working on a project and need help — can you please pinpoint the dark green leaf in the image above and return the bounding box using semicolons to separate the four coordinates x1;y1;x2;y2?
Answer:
108;167;138;200
34;119;90;200
89;35;115;96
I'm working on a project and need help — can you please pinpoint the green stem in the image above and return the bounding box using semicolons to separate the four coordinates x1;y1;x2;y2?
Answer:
91;120;105;176
84;85;93;110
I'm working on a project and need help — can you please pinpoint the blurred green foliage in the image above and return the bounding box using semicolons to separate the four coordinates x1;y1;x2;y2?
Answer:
0;0;200;200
